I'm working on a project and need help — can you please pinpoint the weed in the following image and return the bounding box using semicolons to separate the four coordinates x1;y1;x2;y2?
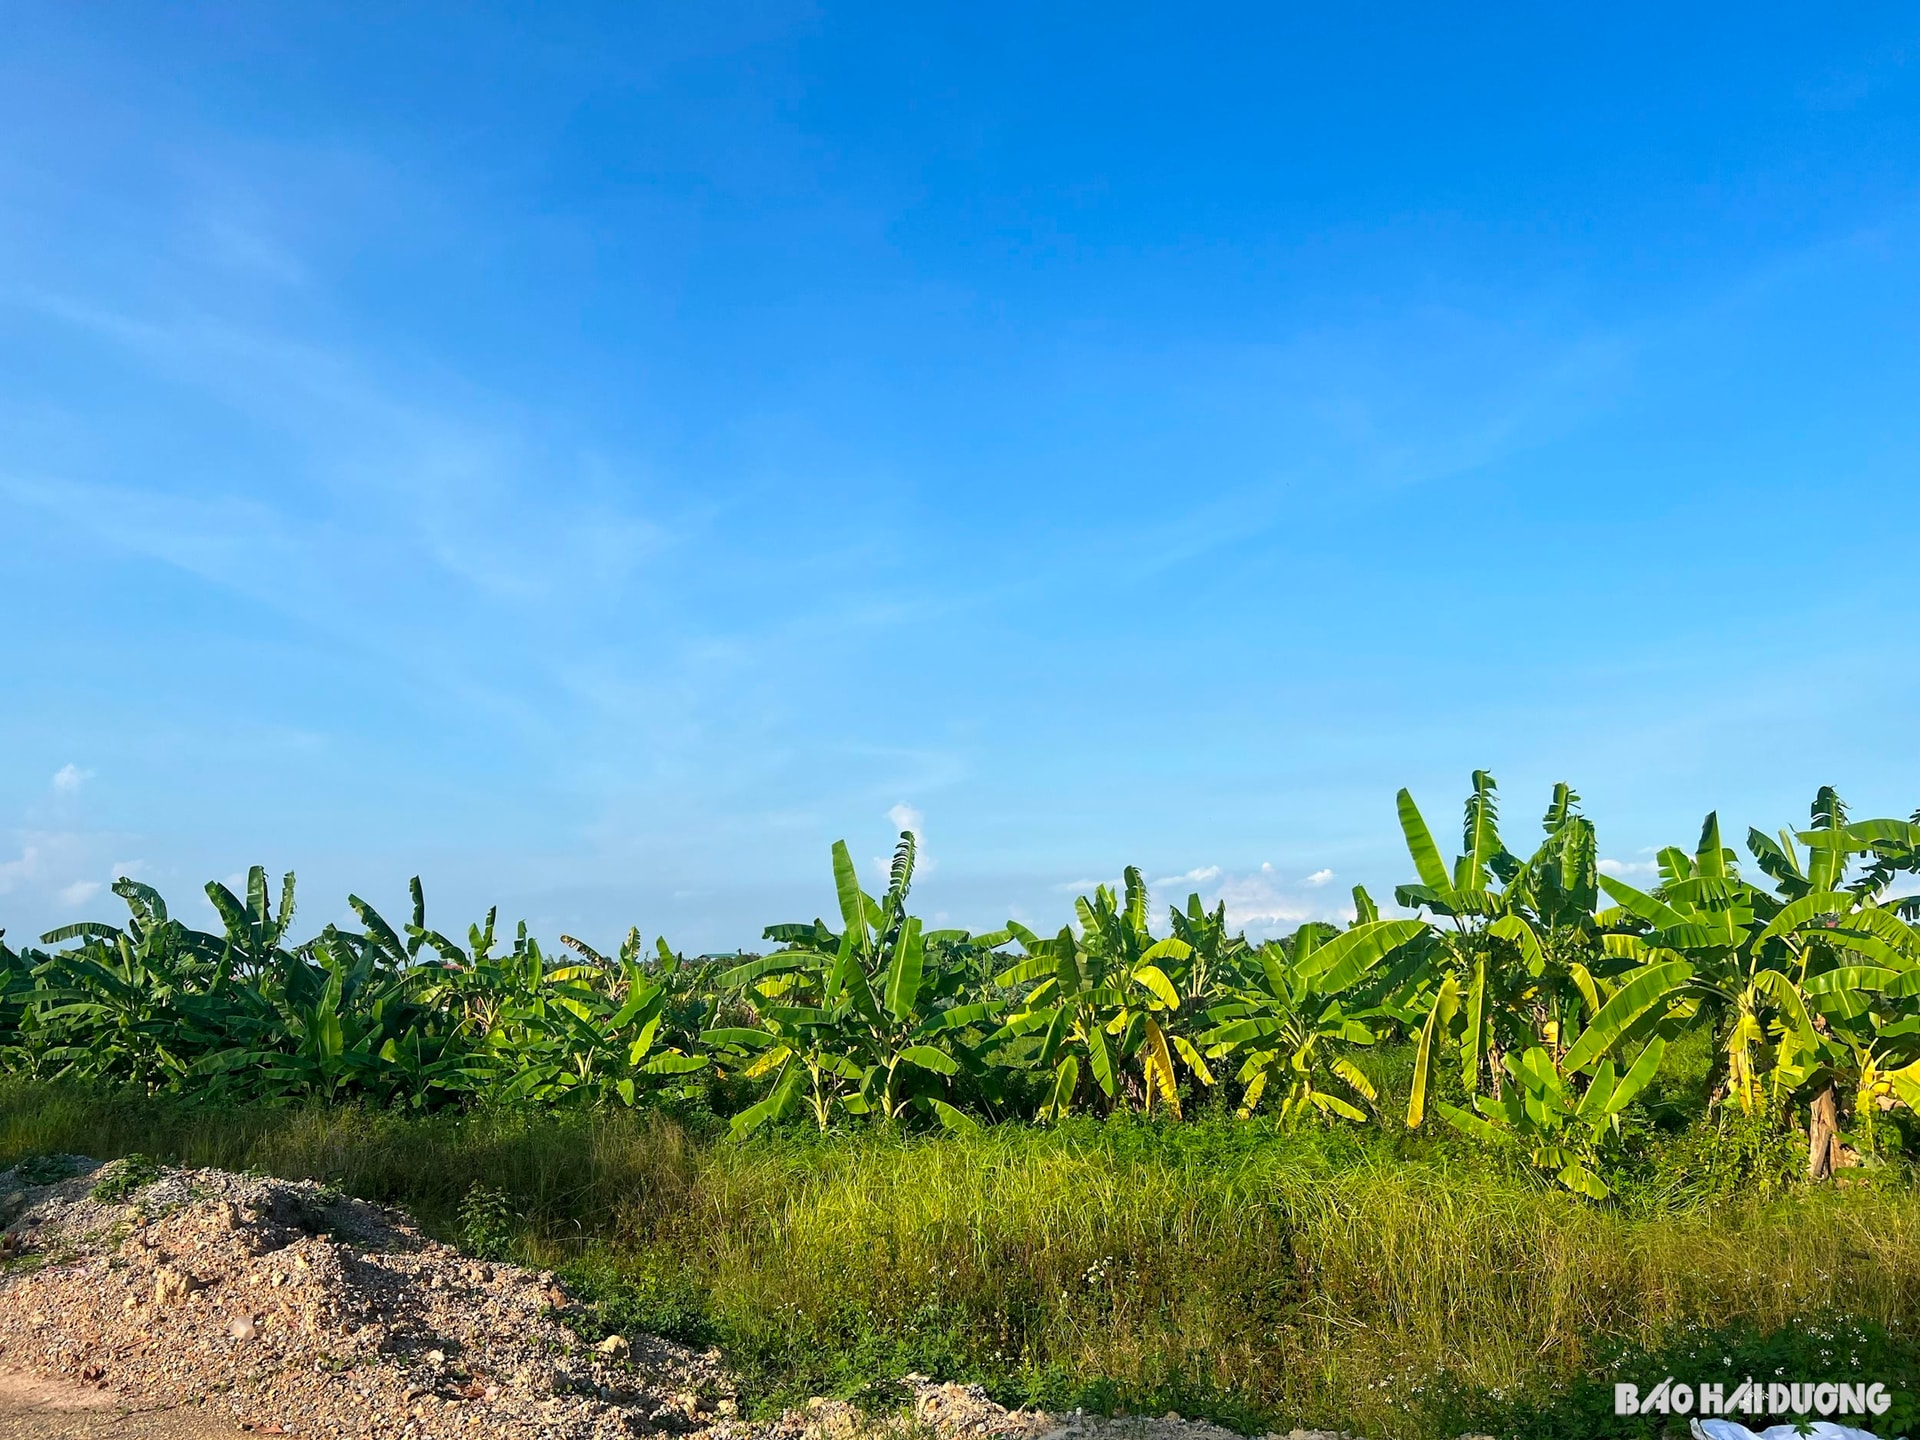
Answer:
457;1182;519;1261
89;1153;161;1203
556;1253;713;1347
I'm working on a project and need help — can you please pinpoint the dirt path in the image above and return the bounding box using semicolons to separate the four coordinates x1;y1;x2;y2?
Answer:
0;1370;241;1440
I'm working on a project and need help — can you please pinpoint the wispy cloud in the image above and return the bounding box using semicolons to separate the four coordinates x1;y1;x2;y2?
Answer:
1598;858;1660;878
1210;867;1321;935
1152;865;1221;889
0;831;99;904
1051;877;1118;894
58;879;102;907
0;845;44;895
51;763;92;793
1304;867;1336;886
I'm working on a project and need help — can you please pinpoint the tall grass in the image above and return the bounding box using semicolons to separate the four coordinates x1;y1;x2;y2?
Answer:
4;1081;1918;1438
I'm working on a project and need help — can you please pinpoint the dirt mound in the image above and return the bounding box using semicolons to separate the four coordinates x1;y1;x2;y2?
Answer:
0;1156;726;1440
0;1157;1344;1440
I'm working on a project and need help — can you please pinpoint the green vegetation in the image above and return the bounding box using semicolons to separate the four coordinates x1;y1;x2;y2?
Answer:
87;1150;162;1202
2;1084;1917;1438
7;1150;77;1186
6;775;1920;1435
7;776;1920;1191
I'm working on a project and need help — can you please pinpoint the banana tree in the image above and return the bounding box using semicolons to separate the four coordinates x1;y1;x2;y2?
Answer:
1848;810;1920;921
1582;795;1920;1174
994;868;1212;1119
29;928;207;1090
1744;796;1920;1171
1164;890;1257;1002
1439;1037;1669;1198
1199;918;1426;1122
0;933;31;1070
1585;815;1787;1114
431;924;705;1106
1398;775;1608;1125
203;867;300;978
711;835;1001;1136
28;876;241;1090
1496;784;1609;1057
1802;958;1920;1160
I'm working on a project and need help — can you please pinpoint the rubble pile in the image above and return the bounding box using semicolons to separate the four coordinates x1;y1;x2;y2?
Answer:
0;1157;726;1440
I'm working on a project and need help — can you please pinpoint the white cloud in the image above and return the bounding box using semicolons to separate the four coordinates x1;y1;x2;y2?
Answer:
1598;858;1659;878
58;880;102;907
51;764;92;793
873;803;935;884
1211;870;1316;933
0;832;97;903
1177;863;1373;939
0;845;45;895
1044;864;1355;938
1152;865;1221;890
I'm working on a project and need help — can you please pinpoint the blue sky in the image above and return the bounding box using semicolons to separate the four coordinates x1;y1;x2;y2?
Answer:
3;4;1919;951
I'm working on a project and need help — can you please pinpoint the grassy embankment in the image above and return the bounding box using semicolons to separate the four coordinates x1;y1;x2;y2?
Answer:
4;1080;1919;1440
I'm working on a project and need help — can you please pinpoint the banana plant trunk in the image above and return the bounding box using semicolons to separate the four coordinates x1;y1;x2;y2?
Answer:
1807;1081;1840;1181
1701;1022;1730;1111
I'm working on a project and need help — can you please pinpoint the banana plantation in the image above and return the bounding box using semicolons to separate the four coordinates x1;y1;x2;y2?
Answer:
6;775;1920;1199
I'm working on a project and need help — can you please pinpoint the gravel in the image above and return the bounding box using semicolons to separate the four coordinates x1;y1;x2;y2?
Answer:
0;1157;727;1440
0;1157;1355;1440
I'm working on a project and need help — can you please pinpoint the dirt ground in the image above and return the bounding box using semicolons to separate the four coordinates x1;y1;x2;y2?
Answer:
0;1368;243;1440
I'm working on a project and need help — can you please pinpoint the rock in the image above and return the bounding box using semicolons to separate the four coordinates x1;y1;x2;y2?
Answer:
153;1264;195;1305
596;1335;630;1357
229;1315;259;1340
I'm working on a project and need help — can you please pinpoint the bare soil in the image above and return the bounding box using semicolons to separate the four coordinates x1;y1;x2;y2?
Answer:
0;1366;239;1439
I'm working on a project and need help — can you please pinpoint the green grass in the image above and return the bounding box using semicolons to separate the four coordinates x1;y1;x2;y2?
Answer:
4;1080;1919;1438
